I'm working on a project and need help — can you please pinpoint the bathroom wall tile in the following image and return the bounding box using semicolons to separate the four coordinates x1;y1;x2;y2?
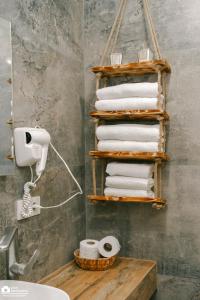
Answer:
0;0;85;280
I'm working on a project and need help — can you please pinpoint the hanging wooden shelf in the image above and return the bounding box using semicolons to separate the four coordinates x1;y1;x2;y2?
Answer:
90;110;169;121
88;195;166;206
89;151;169;161
87;0;171;209
91;59;171;77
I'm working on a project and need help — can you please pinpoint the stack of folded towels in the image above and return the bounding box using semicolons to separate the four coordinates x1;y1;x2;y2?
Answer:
95;82;163;111
105;162;154;198
96;123;160;152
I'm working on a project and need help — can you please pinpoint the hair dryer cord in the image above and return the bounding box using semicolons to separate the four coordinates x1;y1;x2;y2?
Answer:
21;181;36;218
36;141;83;209
21;140;83;215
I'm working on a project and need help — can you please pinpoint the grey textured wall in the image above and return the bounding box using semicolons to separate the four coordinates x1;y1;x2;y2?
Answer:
84;0;200;279
0;0;200;293
0;0;85;281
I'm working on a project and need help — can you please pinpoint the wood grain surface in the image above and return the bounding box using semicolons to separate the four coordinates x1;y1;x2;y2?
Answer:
90;110;169;121
89;151;169;161
87;195;166;205
39;258;157;300
91;59;171;77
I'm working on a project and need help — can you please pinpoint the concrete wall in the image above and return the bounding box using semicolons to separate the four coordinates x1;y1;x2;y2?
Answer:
84;0;200;279
0;0;85;281
0;0;199;296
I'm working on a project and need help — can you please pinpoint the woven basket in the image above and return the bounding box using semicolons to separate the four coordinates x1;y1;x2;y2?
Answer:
74;249;117;271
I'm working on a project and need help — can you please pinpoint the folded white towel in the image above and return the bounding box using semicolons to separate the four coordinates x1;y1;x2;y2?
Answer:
95;97;160;111
96;124;160;142
98;140;159;152
106;162;154;178
97;82;159;100
104;187;155;198
106;176;154;191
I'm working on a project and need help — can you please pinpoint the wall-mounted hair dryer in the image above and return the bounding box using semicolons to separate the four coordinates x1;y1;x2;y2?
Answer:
14;128;50;176
14;126;82;220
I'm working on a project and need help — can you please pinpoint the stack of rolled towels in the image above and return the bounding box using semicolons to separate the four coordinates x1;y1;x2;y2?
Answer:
95;82;163;111
96;123;160;152
105;162;154;198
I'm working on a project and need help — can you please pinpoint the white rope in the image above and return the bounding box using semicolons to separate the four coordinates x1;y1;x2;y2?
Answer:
100;0;127;65
100;0;124;65
143;0;162;59
110;0;128;54
100;0;162;64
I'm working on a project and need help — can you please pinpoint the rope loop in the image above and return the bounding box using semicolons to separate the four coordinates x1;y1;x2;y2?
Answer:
100;0;162;65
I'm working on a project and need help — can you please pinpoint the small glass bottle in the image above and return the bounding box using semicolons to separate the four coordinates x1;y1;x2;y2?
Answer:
110;53;123;65
138;44;153;62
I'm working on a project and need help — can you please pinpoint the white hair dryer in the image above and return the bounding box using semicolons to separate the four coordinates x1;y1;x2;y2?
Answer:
14;127;50;176
14;126;82;220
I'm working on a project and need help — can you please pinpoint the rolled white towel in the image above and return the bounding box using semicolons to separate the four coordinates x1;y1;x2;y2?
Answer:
104;187;155;198
96;124;160;142
95;97;161;111
97;82;159;100
98;140;159;152
105;176;154;191
106;162;154;178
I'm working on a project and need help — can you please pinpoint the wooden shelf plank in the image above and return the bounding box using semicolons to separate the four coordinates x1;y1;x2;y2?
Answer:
88;195;166;205
39;258;157;300
89;151;169;161
91;59;171;77
90;110;169;121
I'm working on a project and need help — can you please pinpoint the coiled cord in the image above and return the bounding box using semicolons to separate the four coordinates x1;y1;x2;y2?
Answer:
21;181;36;218
21;140;83;217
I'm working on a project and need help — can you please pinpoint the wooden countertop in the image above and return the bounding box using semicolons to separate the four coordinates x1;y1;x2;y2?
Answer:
39;257;157;300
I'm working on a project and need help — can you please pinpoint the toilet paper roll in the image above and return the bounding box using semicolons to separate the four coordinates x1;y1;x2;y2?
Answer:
98;236;121;258
80;239;100;259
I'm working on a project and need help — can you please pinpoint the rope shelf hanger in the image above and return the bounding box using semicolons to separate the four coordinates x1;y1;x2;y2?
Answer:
100;0;162;66
143;0;162;60
88;1;170;209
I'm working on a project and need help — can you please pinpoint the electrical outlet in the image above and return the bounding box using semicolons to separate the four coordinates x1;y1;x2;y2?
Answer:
16;196;41;221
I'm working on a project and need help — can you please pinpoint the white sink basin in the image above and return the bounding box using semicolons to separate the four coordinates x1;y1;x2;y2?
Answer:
0;280;70;300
